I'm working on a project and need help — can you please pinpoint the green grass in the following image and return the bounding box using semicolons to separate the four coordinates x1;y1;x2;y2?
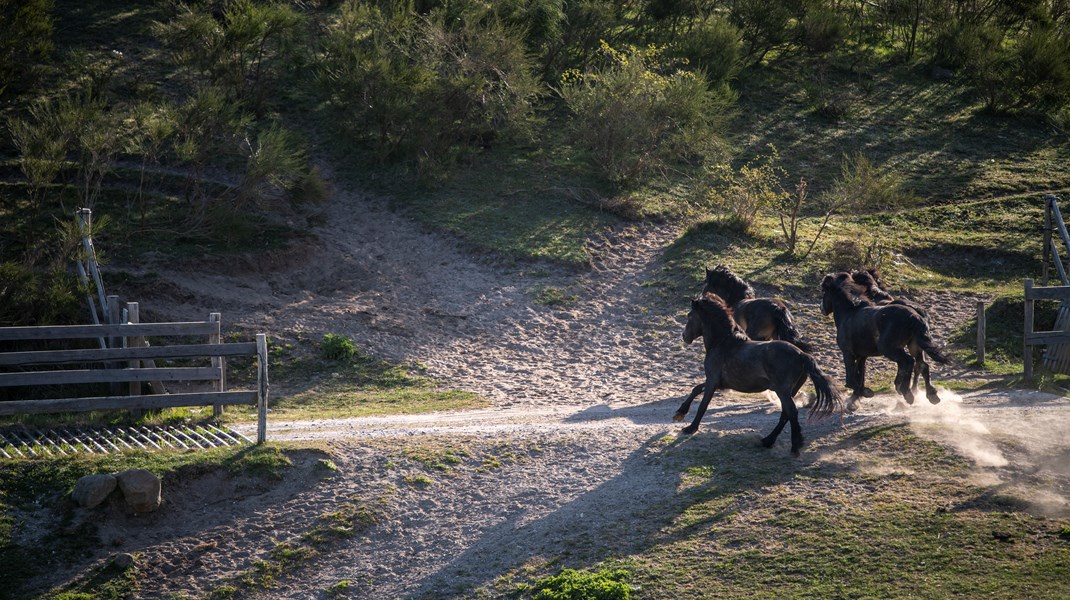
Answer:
224;336;486;421
0;444;307;598
492;425;1070;600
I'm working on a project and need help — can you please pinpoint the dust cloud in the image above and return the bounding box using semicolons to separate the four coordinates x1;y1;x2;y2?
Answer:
901;388;1070;515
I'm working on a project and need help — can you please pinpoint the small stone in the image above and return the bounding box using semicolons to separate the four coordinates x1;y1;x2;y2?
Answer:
73;474;117;509
113;553;136;569
115;469;162;513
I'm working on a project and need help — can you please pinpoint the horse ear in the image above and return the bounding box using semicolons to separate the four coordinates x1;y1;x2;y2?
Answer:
820;274;834;288
692;299;700;308
705;267;711;276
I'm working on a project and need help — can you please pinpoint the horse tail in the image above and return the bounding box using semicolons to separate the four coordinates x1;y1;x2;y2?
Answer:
803;354;843;420
912;315;950;365
772;304;814;353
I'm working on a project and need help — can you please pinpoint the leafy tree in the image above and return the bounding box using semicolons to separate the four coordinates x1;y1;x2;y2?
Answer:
560;43;734;186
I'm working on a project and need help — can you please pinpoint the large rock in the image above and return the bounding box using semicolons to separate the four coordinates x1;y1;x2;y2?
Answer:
73;474;117;509
115;468;162;513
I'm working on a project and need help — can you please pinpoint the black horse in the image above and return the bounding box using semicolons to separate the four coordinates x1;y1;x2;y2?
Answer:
675;293;842;455
849;269;930;391
820;272;950;411
703;265;813;352
849;269;930;324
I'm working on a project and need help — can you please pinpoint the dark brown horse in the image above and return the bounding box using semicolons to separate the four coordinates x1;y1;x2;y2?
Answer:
676;293;842;455
703;265;812;352
820;272;949;411
849;269;930;391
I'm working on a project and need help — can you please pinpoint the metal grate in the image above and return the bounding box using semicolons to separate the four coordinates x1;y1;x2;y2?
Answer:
0;424;250;458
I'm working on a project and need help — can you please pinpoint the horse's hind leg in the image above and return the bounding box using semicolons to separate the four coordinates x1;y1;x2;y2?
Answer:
881;346;916;404
761;390;803;455
913;349;940;404
674;383;705;421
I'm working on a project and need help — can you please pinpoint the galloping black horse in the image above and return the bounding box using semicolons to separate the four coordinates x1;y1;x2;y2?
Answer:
675;293;842;455
703;265;813;352
849;269;930;324
849;269;930;391
820;272;949;411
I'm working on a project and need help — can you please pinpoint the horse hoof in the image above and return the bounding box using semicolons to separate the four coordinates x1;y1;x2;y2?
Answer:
681;425;698;435
927;392;941;404
760;437;776;449
791;448;801;457
862;387;876;398
672;412;685;422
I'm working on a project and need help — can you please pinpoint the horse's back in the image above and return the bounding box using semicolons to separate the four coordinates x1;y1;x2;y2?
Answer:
719;340;806;393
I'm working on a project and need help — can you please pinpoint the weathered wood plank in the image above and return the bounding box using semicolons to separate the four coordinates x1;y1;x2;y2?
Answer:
0;321;219;341
1026;331;1070;345
1025;285;1070;301
0;342;259;367
0;391;257;416
0;367;221;388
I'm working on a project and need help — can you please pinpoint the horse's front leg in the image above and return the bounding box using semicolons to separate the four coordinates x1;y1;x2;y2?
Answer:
674;383;705;421
842;351;863;411
856;357;875;398
682;375;720;435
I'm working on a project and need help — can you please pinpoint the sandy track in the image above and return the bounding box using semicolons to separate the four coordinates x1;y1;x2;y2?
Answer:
98;174;1070;599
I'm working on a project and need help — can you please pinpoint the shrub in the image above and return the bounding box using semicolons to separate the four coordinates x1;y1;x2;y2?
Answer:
800;4;846;53
0;0;53;98
316;2;542;174
1014;26;1070;110
153;0;304;110
700;146;787;233
238;124;307;208
674;17;743;86
559;42;733;186
321;333;356;360
527;567;631;600
824;152;913;213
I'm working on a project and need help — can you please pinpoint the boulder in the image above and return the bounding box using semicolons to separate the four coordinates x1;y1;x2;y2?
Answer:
115;468;162;513
73;474;117;509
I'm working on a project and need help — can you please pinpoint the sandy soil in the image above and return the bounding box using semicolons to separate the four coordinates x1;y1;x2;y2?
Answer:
47;170;1070;599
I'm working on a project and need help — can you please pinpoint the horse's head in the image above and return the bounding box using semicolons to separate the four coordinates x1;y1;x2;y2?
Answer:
702;264;754;305
684;292;740;345
820;272;865;315
850;269;893;303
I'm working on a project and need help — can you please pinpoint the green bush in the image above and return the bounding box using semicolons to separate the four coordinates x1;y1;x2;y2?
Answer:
800;4;846;53
321;333;356;360
700;145;787;233
316;2;542;175
674;17;743;85
526;567;631;600
153;0;304;110
559;42;733;187
0;0;53;98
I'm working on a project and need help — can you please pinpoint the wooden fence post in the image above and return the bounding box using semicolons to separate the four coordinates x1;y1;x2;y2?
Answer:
127;302;142;396
256;333;269;444
976;300;986;367
210;313;224;417
1025;279;1034;384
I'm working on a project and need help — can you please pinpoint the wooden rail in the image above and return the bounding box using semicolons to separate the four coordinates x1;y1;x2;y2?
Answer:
0;308;269;443
1023;278;1070;383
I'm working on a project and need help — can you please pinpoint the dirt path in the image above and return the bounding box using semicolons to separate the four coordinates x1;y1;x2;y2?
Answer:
100;176;1070;599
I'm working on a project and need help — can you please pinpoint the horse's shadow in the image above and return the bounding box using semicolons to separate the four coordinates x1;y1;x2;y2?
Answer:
562;394;773;426
403;429;820;599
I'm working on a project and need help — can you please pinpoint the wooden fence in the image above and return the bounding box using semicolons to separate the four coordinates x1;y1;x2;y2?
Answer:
0;306;269;443
1023;278;1070;383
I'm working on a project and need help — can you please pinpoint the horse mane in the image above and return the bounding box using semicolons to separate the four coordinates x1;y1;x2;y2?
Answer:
850;269;894;303
693;292;749;342
821;272;874;309
703;264;755;306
